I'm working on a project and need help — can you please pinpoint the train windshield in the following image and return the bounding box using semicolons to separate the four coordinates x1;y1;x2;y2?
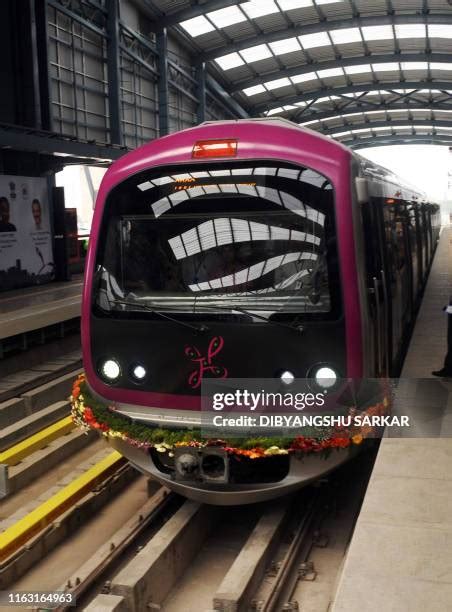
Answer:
95;162;340;321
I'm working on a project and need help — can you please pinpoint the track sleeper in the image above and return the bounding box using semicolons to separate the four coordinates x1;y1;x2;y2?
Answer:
298;560;316;581
282;602;299;611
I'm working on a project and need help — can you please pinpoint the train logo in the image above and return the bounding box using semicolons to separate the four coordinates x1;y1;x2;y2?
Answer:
185;336;228;389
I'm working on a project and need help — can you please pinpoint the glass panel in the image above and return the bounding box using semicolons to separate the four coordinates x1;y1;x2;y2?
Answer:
95;163;339;321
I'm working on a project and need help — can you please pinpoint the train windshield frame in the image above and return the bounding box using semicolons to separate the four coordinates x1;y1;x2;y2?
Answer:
93;160;342;323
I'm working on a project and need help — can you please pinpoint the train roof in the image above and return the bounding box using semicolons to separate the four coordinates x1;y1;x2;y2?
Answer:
102;118;439;207
355;153;438;205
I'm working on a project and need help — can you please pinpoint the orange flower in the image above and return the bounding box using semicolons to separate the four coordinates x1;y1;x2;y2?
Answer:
84;407;95;422
73;386;80;399
352;433;363;445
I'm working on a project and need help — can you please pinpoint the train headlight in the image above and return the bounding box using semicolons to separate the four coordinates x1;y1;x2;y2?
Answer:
280;370;295;385
314;366;337;389
100;359;121;381
131;364;147;381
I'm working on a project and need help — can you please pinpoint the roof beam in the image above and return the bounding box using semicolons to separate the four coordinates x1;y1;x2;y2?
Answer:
346;134;452;149
201;13;452;62
252;81;452;114
205;74;249;119
0;124;127;161
293;102;452;125
231;53;452;94
319;119;452;135
143;0;249;30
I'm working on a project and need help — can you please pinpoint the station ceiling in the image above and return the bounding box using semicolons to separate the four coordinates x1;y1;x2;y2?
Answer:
138;0;452;148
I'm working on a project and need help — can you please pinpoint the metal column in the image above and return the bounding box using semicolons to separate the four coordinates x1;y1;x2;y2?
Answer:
196;62;206;124
106;0;122;145
157;28;169;136
34;0;53;130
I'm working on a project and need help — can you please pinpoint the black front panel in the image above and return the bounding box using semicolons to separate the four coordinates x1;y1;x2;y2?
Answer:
91;316;346;394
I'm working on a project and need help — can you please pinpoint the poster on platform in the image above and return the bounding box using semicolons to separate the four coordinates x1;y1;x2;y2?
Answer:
0;175;54;291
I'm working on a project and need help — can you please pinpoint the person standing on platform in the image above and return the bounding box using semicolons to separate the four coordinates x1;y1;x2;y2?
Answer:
432;302;452;377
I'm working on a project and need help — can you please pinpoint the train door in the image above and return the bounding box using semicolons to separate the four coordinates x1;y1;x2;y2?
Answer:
382;202;411;369
407;205;420;302
361;200;388;376
419;207;428;281
425;206;433;260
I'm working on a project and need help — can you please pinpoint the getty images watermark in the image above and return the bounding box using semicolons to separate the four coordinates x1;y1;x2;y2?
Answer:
200;378;452;439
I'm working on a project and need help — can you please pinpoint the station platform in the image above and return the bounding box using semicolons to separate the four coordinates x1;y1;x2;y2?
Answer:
333;226;452;612
0;278;82;342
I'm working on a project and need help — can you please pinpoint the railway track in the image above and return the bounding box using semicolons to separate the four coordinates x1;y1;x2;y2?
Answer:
32;445;374;612
0;350;145;594
0;348;378;612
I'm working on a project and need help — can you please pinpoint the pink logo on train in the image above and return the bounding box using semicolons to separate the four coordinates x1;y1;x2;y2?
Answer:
185;336;228;389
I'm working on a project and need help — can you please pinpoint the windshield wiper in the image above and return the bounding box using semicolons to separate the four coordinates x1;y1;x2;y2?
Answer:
107;298;209;334
190;302;304;333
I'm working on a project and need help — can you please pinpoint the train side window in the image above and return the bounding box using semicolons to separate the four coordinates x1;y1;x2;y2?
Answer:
383;205;407;275
407;207;418;258
361;202;382;287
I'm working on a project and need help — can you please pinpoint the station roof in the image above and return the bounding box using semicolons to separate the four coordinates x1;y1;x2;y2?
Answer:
137;0;452;148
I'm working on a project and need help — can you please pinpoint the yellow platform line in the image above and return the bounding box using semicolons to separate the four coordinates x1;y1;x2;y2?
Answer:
0;416;74;466
0;451;126;563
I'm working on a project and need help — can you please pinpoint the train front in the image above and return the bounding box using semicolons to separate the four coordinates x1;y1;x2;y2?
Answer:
79;120;363;505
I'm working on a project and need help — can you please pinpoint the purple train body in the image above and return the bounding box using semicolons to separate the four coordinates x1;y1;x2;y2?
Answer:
81;119;440;504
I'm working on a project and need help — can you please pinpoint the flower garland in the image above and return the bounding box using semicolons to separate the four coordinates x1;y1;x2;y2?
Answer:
70;374;388;460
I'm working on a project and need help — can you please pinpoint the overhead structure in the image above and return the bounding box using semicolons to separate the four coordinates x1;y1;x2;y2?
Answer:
139;0;452;148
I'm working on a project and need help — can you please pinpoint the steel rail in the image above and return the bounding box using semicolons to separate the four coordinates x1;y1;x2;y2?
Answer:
258;487;327;611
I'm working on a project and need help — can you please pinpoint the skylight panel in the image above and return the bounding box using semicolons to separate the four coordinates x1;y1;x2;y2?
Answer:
372;62;399;72
215;52;245;71
317;67;344;78
430;63;452;71
243;84;266;96
300;119;320;126
428;24;452;39
283;105;297;110
395;24;426;38
267;107;284;116
400;62;429;70
241;44;272;63
270;37;301;55
344;64;371;75
361;25;393;41
330;27;362;44
242;0;279;19
209;6;247;28
295;101;307;106
266;77;292;90
291;72;317;83
279;0;312;7
332;131;351;137
179;15;214;37
316;0;344;4
299;31;330;49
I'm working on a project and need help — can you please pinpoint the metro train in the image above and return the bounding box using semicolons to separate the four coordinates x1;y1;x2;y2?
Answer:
79;118;440;505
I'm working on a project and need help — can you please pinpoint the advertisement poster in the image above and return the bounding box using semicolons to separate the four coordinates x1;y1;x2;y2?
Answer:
0;174;54;291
